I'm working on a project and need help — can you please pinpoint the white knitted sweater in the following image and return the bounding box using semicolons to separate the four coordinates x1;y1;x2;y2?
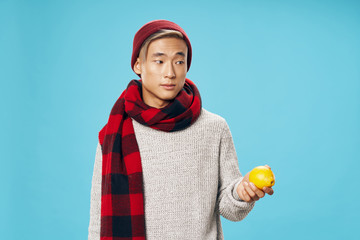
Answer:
88;108;255;240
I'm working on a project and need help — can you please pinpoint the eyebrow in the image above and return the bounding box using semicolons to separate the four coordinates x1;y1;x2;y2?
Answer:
151;52;186;58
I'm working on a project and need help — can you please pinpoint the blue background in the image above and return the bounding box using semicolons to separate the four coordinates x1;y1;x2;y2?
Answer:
1;0;359;239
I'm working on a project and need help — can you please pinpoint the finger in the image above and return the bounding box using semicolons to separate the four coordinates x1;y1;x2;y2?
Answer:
242;189;252;202
236;183;244;198
249;182;265;198
263;187;274;195
244;182;259;201
265;165;271;169
239;184;251;202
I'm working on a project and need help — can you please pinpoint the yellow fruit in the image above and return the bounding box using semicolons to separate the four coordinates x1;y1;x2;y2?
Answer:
249;166;275;189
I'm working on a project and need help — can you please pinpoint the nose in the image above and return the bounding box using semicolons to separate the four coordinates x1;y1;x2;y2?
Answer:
165;62;176;79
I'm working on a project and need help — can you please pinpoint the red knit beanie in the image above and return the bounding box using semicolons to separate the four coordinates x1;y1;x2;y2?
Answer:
131;19;192;77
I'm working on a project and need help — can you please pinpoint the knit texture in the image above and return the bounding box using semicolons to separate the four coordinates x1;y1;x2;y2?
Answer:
89;108;255;240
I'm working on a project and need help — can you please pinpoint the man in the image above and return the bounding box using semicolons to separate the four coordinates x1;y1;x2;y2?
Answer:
88;19;274;240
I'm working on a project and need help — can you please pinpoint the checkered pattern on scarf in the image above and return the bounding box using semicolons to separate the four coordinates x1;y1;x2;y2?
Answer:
98;78;202;239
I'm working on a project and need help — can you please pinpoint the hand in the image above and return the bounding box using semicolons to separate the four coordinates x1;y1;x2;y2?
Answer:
236;165;274;203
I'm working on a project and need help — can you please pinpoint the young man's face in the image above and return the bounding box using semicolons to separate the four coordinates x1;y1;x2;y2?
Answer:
133;37;188;109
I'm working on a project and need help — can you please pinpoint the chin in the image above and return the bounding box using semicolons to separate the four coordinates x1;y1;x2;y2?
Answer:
161;95;177;101
160;91;180;100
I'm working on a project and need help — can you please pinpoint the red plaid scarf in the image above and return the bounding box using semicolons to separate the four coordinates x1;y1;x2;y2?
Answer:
98;78;202;239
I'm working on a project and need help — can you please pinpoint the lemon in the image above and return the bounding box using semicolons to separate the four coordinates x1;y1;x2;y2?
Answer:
249;166;275;189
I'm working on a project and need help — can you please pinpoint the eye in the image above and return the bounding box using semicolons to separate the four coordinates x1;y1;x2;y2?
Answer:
176;61;185;64
154;60;163;64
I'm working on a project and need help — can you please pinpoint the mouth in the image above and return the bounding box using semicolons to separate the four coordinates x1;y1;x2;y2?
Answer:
161;84;176;90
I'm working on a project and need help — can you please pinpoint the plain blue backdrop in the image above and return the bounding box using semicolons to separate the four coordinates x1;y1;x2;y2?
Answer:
1;0;359;239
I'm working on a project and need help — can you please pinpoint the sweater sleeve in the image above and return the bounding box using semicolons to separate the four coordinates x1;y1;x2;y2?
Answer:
217;120;255;222
88;143;102;240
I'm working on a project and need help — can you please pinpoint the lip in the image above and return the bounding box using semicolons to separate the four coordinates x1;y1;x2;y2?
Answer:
161;84;176;90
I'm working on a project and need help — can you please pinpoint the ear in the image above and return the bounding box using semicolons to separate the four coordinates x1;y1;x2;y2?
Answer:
133;57;142;75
